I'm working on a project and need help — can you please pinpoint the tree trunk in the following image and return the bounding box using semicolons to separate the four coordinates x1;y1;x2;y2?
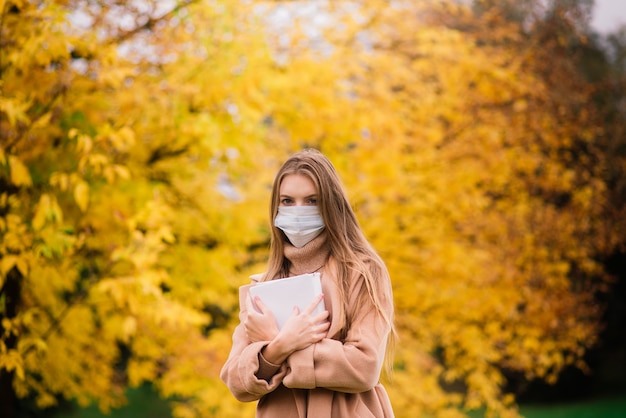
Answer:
0;267;22;418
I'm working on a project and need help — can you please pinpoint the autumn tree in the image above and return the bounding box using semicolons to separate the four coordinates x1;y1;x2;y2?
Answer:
0;0;342;416
313;1;622;416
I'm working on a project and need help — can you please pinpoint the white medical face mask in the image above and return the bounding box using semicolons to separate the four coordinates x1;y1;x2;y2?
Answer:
274;206;325;248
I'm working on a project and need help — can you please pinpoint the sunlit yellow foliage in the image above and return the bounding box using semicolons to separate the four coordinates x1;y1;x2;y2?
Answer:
319;2;613;417
0;1;620;418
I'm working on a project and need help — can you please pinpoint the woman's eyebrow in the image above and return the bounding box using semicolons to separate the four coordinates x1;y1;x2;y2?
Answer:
279;194;317;198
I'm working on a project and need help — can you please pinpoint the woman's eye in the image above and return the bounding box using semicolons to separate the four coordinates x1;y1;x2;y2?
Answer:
307;198;317;205
281;198;293;205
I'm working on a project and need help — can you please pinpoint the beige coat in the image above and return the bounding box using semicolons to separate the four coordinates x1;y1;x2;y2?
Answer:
220;257;395;417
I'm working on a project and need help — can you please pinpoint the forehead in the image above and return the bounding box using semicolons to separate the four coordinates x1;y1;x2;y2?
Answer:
279;173;317;195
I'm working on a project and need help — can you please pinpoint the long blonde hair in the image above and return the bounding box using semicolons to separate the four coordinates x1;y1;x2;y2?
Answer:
263;149;395;370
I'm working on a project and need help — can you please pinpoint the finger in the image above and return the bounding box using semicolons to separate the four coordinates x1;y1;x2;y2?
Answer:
312;329;327;342
314;320;330;332
303;294;324;315
253;296;268;314
313;310;330;322
245;294;257;313
315;331;327;340
317;320;330;330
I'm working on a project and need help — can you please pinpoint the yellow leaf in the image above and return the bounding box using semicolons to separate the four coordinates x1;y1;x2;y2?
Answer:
76;134;93;154
32;194;51;230
16;257;29;277
111;126;136;151
74;181;89;212
8;155;32;187
17;336;47;354
49;172;70;191
32;194;63;229
1;319;12;336
103;166;115;184
0;97;30;127
68;128;80;140
1;255;18;277
32;111;52;129
122;316;137;342
0;349;24;380
114;164;131;180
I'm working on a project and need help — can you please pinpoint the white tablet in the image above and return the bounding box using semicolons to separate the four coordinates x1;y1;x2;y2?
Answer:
248;272;325;329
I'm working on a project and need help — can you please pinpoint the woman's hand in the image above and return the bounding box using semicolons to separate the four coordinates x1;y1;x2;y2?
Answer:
280;295;330;350
260;294;330;365
245;295;280;343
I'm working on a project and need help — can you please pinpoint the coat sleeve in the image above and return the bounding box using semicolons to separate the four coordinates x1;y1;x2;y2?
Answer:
220;284;288;402
283;267;393;393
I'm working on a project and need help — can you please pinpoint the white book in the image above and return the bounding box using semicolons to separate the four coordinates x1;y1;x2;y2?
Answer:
248;272;325;329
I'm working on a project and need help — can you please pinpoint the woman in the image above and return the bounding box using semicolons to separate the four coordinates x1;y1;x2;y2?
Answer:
220;149;395;417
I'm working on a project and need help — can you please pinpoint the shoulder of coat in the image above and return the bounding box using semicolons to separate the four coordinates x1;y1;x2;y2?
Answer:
249;273;264;283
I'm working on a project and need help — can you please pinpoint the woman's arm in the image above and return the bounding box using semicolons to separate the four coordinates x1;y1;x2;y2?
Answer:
220;286;331;400
259;294;330;364
219;286;287;402
282;271;394;393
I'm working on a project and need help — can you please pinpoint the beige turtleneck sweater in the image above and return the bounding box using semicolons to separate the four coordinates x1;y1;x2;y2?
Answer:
283;231;330;277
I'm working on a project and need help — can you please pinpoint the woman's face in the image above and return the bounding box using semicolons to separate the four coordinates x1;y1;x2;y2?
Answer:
279;174;318;207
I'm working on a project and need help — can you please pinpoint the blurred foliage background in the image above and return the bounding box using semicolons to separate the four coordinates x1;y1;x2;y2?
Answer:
1;0;625;417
